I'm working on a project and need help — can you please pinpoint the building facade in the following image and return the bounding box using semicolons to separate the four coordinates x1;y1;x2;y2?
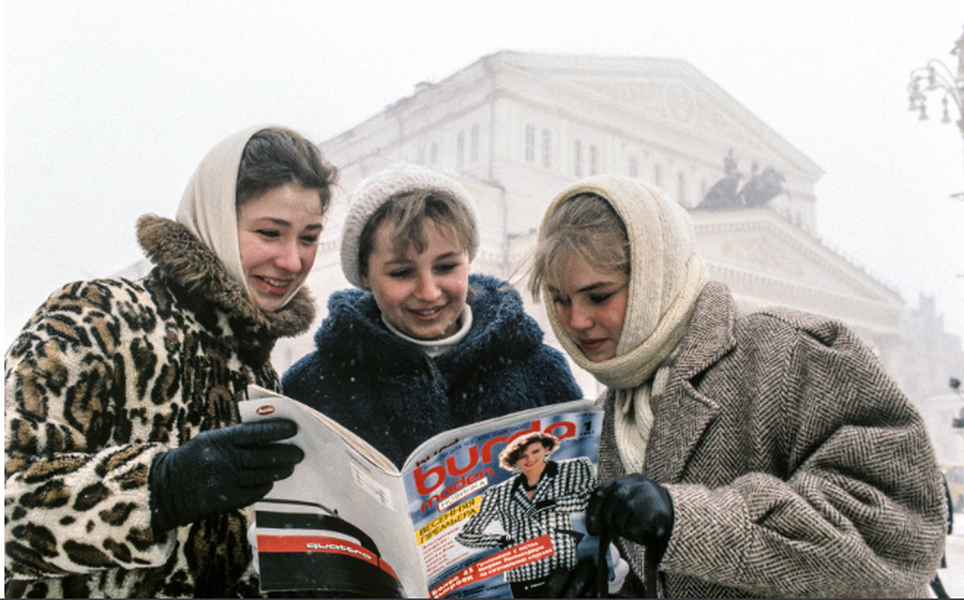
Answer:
900;294;964;471
107;51;962;485
274;52;906;400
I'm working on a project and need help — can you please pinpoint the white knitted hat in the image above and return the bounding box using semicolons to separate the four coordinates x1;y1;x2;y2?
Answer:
340;164;480;288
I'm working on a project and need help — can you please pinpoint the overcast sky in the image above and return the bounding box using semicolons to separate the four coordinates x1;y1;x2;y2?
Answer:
5;1;964;349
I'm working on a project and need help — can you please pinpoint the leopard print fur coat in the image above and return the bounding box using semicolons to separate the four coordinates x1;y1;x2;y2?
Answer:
4;214;315;598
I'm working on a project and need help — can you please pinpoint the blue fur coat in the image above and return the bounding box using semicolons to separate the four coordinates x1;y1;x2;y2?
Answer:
282;274;583;467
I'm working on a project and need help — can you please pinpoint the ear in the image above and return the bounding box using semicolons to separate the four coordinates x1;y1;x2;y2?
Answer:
360;272;371;290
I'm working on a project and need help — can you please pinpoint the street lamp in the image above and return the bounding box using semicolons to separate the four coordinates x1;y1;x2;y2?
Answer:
908;25;964;198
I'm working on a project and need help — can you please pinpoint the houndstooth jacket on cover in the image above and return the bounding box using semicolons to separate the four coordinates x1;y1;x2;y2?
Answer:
456;458;596;583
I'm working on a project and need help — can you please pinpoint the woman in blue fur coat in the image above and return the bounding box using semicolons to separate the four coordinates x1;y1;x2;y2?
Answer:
282;165;582;468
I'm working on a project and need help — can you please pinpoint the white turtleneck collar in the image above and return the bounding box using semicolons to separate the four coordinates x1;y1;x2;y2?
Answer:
381;304;473;358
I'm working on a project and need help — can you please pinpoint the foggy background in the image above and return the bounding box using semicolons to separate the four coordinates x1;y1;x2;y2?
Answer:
5;1;964;348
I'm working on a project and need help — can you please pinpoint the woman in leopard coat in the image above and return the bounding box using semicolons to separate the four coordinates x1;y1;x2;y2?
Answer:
4;125;336;597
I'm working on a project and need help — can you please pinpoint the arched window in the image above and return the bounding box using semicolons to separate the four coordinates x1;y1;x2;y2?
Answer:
457;131;465;168
574;140;582;177
525;124;535;162
470;123;479;162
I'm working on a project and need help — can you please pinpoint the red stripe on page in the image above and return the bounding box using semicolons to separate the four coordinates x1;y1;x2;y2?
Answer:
257;535;378;565
379;557;400;579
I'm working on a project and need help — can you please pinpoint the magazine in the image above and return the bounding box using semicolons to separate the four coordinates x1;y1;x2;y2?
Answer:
239;385;604;598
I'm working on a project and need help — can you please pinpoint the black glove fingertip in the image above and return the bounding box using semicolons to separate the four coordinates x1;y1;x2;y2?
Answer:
260;418;299;440
585;507;602;536
236;419;299;446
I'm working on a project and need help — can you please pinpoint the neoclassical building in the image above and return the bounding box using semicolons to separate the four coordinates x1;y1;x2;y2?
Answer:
271;51;906;397
900;294;964;468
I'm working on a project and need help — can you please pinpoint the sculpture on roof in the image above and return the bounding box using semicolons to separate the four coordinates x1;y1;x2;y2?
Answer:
741;162;787;207
701;149;744;209
699;149;787;210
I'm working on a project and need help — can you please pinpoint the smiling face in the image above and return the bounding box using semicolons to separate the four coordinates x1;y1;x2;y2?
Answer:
515;442;549;479
549;255;629;362
237;182;323;313
361;219;470;340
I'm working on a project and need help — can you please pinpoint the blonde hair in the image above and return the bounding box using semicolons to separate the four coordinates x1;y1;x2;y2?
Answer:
528;193;630;301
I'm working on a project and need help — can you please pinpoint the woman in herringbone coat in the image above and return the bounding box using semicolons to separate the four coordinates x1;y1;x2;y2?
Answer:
527;174;947;598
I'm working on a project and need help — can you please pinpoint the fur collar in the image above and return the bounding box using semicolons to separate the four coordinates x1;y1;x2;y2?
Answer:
136;214;315;338
314;274;542;376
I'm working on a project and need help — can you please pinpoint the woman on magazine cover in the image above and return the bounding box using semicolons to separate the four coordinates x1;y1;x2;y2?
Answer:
282;165;583;468
455;432;596;598
526;175;948;597
5;125;337;598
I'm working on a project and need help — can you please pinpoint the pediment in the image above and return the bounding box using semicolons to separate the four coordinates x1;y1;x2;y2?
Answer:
491;52;821;178
690;209;900;305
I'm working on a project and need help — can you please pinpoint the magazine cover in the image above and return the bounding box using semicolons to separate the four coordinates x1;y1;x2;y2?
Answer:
241;386;602;598
403;405;604;598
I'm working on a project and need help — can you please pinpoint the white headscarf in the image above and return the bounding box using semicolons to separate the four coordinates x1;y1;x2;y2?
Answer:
176;124;311;309
539;175;707;472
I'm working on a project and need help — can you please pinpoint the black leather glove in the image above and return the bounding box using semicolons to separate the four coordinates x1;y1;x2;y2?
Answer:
544;558;600;598
586;474;674;559
149;419;304;532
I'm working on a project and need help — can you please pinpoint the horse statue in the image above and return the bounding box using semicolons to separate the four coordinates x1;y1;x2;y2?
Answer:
698;151;787;210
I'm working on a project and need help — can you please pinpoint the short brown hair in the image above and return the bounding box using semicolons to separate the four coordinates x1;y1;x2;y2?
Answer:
357;188;475;279
498;431;559;470
235;128;338;214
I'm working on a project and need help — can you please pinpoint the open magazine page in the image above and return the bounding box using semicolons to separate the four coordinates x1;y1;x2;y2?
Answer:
401;401;603;599
240;387;427;597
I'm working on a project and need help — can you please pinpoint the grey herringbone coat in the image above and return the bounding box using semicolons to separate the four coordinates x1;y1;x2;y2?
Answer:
598;282;946;598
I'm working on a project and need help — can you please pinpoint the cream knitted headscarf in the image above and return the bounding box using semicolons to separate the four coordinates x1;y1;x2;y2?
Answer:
539;175;707;472
176;124;308;309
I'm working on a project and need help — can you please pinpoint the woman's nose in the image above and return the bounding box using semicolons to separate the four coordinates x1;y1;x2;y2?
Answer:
569;302;593;331
275;239;302;272
414;271;442;301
